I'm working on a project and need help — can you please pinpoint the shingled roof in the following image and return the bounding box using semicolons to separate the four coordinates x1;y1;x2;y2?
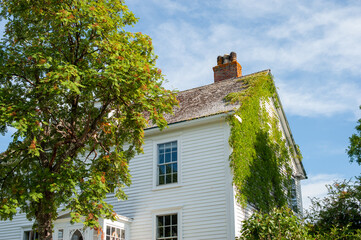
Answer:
160;69;270;126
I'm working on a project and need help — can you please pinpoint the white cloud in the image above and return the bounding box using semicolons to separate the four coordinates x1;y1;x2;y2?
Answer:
129;0;361;118
277;79;361;118
302;173;343;211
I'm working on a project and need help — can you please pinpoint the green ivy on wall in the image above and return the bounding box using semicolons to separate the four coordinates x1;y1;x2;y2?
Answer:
226;72;297;213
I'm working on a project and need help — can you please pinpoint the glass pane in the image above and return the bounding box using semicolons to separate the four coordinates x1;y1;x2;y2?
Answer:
172;163;177;173
165;226;171;237
158;216;164;226
106;226;111;235
158;144;164;150
106;237;110;240
121;230;125;238
166;164;172;174
159;153;164;164
172;173;177;183
159;175;165;185
159;165;165;175
116;228;120;237
165;215;171;225
172;226;177;236
172;152;177;162
158;226;164;237
166;174;171;184
111;227;115;235
172;214;177;225
165;153;171;163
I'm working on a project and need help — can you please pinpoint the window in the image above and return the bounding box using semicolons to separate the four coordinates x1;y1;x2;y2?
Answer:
58;229;64;240
157;141;178;185
24;230;38;240
290;178;299;213
105;225;125;240
157;214;178;240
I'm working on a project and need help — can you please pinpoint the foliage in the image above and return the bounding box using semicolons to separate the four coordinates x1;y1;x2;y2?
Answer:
237;207;309;240
237;207;361;240
227;72;296;212
0;1;177;239
347;106;361;165
306;178;361;234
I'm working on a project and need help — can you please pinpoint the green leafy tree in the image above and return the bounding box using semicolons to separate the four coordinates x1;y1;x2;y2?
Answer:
306;179;361;234
0;1;177;239
347;106;361;165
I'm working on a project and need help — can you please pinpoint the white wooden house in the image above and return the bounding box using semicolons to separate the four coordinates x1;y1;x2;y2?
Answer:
0;53;306;240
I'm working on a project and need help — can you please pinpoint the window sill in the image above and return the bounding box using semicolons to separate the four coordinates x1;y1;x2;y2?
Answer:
152;183;182;191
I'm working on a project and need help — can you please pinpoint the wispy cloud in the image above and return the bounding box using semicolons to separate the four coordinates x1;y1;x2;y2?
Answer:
135;0;361;118
277;79;361;118
302;173;344;211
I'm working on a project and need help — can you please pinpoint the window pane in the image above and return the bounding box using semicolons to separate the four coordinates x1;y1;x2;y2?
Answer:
165;215;170;225
166;174;171;184
165;153;171;163
172;173;177;183
159;153;164;164
172;163;177;173
172;214;177;225
158;227;164;237
172;226;177;236
165;226;171;236
166;164;172;174
159;165;165;175
159;175;165;185
106;226;111;235
172;152;177;162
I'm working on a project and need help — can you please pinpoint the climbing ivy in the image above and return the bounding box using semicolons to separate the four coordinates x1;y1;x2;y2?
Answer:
226;72;297;213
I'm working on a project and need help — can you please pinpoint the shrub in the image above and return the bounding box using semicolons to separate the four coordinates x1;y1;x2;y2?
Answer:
236;207;309;240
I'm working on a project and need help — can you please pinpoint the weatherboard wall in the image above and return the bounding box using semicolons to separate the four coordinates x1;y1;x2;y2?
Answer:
106;117;236;239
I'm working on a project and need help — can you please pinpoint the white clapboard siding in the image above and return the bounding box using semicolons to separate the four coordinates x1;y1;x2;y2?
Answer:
108;119;234;240
0;212;34;240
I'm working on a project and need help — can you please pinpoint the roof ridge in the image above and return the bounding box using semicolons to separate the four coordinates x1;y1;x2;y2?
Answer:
178;69;270;93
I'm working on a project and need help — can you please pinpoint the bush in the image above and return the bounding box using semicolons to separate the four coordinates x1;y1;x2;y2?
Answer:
236;207;309;240
306;178;361;233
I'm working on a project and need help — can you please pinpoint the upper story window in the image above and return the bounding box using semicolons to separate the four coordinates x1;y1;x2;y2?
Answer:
157;141;178;185
290;178;299;213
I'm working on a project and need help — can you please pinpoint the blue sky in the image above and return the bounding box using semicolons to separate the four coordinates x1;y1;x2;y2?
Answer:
1;0;361;210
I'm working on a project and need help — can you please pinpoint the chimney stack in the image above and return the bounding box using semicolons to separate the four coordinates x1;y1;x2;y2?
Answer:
213;52;242;83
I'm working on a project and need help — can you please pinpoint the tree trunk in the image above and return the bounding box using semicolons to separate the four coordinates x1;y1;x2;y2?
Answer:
36;192;54;240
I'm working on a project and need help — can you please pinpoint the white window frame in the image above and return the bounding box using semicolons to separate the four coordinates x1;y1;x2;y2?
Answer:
22;227;38;240
152;136;182;190
104;223;126;240
152;206;182;240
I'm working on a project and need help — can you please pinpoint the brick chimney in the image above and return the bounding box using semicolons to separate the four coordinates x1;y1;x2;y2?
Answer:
213;52;242;82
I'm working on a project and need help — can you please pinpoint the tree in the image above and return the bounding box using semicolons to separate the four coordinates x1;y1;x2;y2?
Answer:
347;106;361;165
306;178;361;234
0;1;177;239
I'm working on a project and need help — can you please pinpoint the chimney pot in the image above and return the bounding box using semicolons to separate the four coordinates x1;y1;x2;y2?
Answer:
213;52;242;83
217;56;223;65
